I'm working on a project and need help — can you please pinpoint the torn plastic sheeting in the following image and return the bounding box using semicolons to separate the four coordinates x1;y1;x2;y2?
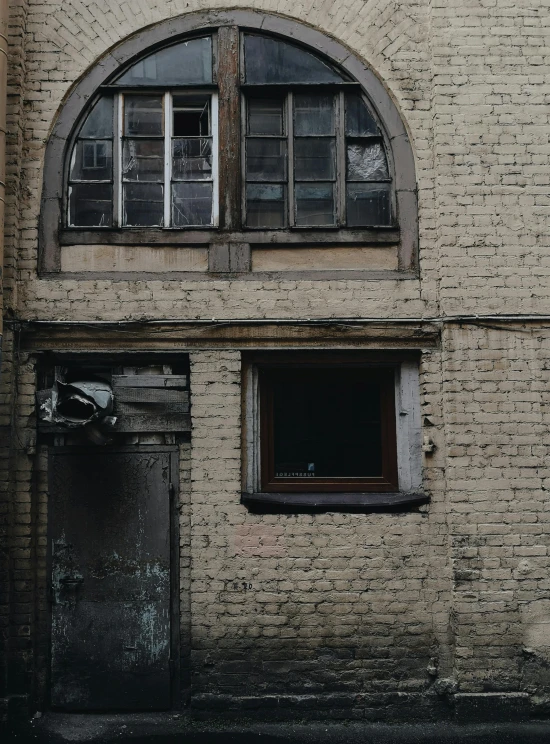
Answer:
347;142;388;181
38;379;115;428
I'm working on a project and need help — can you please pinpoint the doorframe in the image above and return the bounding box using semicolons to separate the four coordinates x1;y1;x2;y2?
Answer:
46;445;181;711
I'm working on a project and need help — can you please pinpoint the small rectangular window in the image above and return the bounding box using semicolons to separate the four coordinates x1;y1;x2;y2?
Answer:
242;356;426;509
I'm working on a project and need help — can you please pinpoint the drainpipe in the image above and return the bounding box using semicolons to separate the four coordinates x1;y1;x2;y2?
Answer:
0;0;7;372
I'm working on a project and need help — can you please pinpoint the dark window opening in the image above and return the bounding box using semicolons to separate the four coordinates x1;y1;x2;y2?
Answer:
260;367;398;492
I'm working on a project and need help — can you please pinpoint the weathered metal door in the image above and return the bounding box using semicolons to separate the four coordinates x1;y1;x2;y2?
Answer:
49;447;176;710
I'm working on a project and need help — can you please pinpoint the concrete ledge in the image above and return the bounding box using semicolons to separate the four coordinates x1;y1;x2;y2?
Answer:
190;692;452;722
454;693;530;723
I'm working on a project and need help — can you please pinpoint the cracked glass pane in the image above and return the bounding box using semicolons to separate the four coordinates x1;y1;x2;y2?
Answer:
122;139;164;181
172;139;212;180
171;182;213;226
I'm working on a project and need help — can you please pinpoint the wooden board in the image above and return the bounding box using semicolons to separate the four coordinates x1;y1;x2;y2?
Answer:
112;413;191;433
114;388;189;404
112;375;187;389
115;402;190;416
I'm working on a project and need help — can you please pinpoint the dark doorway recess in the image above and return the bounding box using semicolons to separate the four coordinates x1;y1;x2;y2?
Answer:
48;446;179;710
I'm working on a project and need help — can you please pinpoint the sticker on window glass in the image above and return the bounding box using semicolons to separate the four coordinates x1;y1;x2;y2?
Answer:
275;462;315;477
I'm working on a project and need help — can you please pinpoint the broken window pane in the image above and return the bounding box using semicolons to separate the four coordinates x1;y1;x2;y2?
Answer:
246;139;287;181
345;93;378;136
122;139;164;181
79;96;113;138
295;183;335;226
173;95;210;137
244;35;345;84
246;184;286;228
124;96;163;136
70;140;112;181
68;183;113;227
171;182;212;226
346;184;391;226
294;139;335;181
294;183;335;226
123;183;164;226
172;139;212;180
294;94;334;136
115;37;213;86
248;99;284;136
347;142;389;181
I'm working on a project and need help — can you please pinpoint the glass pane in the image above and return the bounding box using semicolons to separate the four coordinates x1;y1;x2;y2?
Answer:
295;183;335;226
272;370;383;478
122;139;164;181
68;183;113;227
294;139;335;180
70;140;112;181
123;183;164;226
244;34;345;84
172;139;212;180
346;184;391;226
246;139;287;181
173;95;210;137
248;99;284;135
294;94;334;135
246;184;286;228
347;142;388;180
79;97;113;138
115;37;212;85
172;182;213;226
346;93;378;136
124;96;163;136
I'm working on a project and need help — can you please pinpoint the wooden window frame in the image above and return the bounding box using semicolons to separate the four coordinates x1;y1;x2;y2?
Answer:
40;11;418;275
241;352;428;511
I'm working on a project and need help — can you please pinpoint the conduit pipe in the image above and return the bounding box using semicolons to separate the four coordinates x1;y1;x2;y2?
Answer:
0;0;7;369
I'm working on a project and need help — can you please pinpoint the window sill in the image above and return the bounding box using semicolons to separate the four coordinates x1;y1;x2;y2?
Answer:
241;490;429;512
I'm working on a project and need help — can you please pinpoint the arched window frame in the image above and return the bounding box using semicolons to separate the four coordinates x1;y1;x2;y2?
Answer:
39;11;417;275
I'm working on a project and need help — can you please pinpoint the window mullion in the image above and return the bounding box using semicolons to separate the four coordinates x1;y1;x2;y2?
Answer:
114;93;122;227
217;25;241;230
287;92;294;228
164;92;171;228
336;90;346;227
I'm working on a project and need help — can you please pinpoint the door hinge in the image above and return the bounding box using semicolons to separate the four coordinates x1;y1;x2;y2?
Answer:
169;482;175;498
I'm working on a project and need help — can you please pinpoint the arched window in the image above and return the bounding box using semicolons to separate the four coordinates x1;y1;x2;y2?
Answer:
40;13;417;274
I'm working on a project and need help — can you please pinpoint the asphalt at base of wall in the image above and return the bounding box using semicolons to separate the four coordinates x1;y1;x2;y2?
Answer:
5;714;550;744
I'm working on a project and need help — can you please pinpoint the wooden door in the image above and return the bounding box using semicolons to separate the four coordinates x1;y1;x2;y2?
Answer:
48;447;177;710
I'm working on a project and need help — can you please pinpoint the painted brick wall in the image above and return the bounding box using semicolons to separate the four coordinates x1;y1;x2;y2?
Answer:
1;0;550;722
